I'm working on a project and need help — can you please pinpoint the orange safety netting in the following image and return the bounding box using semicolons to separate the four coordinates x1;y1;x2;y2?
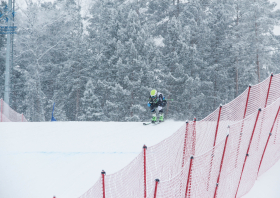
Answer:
0;99;27;122
79;73;280;198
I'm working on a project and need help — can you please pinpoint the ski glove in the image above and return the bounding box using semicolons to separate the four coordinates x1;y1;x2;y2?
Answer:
162;100;167;107
147;103;151;107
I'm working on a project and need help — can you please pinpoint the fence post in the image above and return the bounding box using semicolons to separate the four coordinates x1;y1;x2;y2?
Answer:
214;130;229;198
207;105;222;190
143;145;147;198
1;98;3;122
257;105;280;176
182;120;189;168
185;156;194;198
101;170;106;198
265;73;273;108
235;108;261;198
256;74;273;151
192;118;196;156
214;105;222;147
244;85;251;119
154;179;160;198
235;85;251;168
256;75;273;150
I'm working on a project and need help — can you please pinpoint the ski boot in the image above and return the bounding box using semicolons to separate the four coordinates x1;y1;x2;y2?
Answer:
159;112;164;122
151;113;157;123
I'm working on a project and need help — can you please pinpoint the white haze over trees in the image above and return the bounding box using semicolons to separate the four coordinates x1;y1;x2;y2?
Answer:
1;0;280;122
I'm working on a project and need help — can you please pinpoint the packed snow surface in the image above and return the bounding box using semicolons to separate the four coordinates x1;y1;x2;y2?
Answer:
0;121;280;198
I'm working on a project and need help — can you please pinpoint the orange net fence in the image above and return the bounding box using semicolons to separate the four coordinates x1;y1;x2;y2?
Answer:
0;98;27;122
79;73;280;198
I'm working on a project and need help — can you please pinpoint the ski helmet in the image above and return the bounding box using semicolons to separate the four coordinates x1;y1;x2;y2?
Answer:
150;89;157;98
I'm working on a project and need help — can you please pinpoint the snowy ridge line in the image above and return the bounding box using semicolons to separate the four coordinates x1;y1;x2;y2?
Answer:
78;73;280;198
0;98;27;122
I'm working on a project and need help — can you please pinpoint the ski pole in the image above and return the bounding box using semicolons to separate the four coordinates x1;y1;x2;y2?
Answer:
165;96;171;119
165;99;174;101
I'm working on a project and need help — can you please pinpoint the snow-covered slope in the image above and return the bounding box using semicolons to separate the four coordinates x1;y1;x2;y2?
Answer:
0;121;184;198
242;158;280;198
0;121;280;198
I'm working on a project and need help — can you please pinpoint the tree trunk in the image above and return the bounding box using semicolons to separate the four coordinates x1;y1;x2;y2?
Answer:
235;3;239;97
254;0;260;82
177;0;180;17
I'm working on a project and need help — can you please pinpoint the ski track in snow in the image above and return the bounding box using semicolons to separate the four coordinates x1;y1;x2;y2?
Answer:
0;121;280;198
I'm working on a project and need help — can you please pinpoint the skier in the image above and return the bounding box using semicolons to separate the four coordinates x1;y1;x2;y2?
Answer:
147;89;167;123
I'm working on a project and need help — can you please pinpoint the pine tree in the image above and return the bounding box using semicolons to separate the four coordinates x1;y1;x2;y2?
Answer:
79;79;104;121
233;0;280;90
7;0;280;122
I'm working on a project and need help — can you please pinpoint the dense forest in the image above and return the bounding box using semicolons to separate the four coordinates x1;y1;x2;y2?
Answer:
1;0;280;122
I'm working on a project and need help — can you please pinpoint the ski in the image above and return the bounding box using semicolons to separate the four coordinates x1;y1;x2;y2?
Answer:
143;122;152;125
153;121;161;125
143;121;162;125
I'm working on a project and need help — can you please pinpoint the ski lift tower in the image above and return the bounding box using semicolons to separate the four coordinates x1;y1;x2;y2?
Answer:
4;0;13;105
